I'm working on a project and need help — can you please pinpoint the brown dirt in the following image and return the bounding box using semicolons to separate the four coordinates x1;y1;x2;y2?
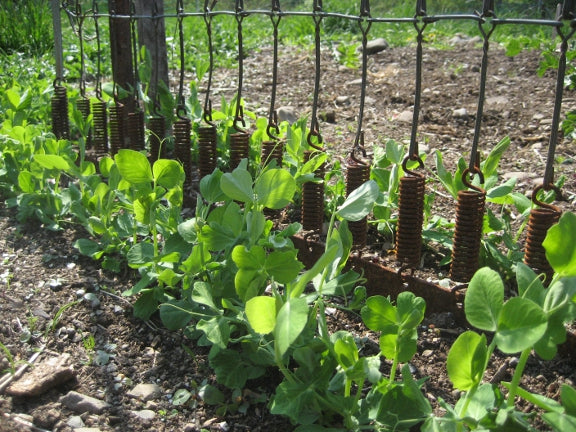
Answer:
1;42;576;431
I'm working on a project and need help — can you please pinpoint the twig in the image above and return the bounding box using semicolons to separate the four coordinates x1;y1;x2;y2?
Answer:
0;346;44;394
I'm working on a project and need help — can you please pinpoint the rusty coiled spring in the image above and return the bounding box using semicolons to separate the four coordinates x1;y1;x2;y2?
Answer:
174;118;193;189
230;131;250;170
76;97;91;146
91;100;108;156
109;103;125;155
127;110;145;151
261;140;284;167
302;150;325;232
147;115;165;162
524;187;562;283
198;125;218;178
449;188;486;282
346;159;370;248
51;84;70;140
396;172;425;267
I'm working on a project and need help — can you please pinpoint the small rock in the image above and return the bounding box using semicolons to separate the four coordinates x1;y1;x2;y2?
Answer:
74;428;103;432
365;37;388;55
7;354;75;397
183;424;197;432
422;349;434;358
396;110;413;123
276;106;298;124
335;95;350;105
83;293;100;308
127;383;162;401
31;404;61;429
67;415;85;428
452;108;468;118
131;409;156;421
59;391;110;414
502;171;535;181
346;78;363;86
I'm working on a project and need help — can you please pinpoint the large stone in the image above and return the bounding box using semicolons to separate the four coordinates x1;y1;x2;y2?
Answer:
59;390;110;414
365;38;389;55
6;354;75;397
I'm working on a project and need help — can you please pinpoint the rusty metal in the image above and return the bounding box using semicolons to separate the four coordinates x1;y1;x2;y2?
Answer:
109;102;125;155
148;115;165;162
396;169;426;267
261;139;284;167
346;158;370;248
198;125;218;178
92;99;108;155
450;173;486;282
77;97;91;121
51;83;70;140
174;117;193;189
301;150;325;232
524;185;562;283
126;110;145;151
230;131;250;170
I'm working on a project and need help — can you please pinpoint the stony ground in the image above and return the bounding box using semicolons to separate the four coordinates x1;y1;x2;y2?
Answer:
1;40;576;431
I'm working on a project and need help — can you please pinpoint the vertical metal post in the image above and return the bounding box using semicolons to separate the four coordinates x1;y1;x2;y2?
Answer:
109;0;134;111
51;0;64;81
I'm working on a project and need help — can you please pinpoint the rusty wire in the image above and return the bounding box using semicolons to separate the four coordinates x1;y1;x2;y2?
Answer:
395;3;428;269
307;0;325;151
90;0;107;156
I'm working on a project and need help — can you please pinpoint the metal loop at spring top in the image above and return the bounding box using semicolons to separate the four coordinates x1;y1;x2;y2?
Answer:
350;131;368;166
267;0;282;141
307;0;325;151
233;0;248;133
401;154;425;177
407;13;427;163
531;183;563;210
467;8;496;173
543;17;576;186
203;0;218;125
353;0;371;154
462;165;486;194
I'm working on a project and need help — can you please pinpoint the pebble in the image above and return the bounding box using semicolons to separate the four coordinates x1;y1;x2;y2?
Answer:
335;95;350;105
422;349;434;357
452;108;468;118
130;409;156;421
276;106;298;124
67;415;85;428
83;293;100;308
127;383;162;402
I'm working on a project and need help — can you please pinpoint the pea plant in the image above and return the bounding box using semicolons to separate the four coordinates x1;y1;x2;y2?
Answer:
424;212;576;431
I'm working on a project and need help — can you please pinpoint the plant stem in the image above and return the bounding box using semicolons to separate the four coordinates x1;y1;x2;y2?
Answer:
389;355;399;383
506;348;531;407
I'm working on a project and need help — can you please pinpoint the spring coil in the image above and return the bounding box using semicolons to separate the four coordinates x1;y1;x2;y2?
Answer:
449;189;486;282
91;100;108;156
127;111;145;151
346;161;371;248
524;206;561;283
261;140;284;167
148;115;165;163
109;103;125;155
230;132;250;170
76;97;91;146
198;125;218;178
51;84;70;140
396;174;425;267
301;150;325;232
174;118;193;189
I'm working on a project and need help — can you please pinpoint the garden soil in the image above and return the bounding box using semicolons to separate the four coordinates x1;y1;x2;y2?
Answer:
1;41;576;431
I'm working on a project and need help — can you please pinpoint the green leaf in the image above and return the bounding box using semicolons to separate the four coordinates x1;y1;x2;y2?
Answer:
516;262;546;306
126;242;155;267
543;212;576;277
447;331;488;391
494;297;548;353
34;154;70;171
255;168;296;209
115;149;153;184
465;267;504;332
274;298;309;358
336;180;379;221
220;168;254;203
265;250;303;284
361;295;396;332
73;238;101;257
197;316;230;349
331;331;359;369
172;389;192;406
396;292;426;330
246;296;277;334
209;348;264;389
199;169;226;203
198;383;226;405
435;150;458;199
153;159;184;188
289;243;339;298
232;245;266;269
132;290;158;320
562;384;576;417
270;380;320;425
159;300;193;330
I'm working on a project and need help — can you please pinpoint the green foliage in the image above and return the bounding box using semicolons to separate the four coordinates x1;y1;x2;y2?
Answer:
0;0;53;56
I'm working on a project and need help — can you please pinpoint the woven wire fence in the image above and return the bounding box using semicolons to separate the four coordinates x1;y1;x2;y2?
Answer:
53;0;576;282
